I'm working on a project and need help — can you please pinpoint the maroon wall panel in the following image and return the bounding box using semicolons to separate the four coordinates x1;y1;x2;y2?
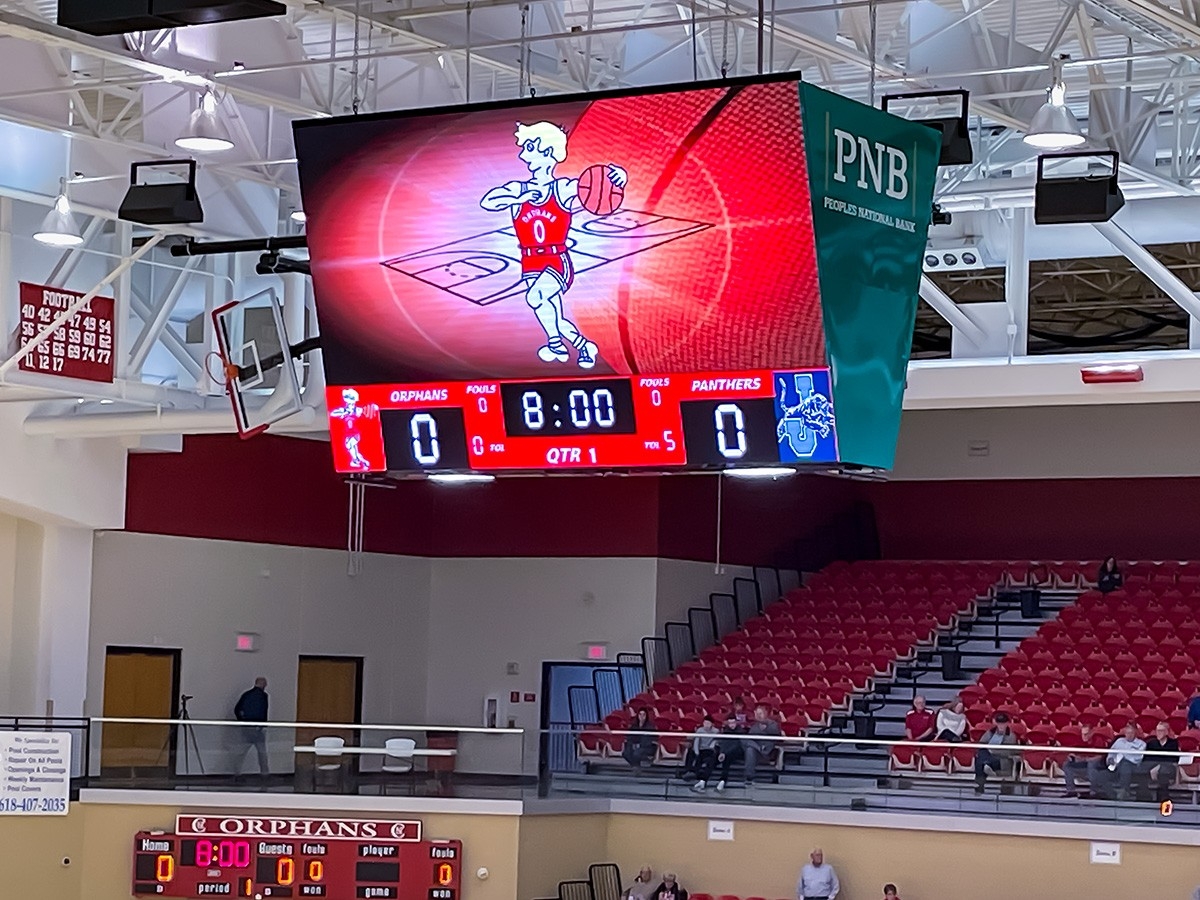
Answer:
123;436;867;563
124;435;661;557
868;478;1200;561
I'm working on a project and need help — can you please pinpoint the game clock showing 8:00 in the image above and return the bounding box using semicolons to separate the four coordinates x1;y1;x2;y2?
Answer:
500;379;637;436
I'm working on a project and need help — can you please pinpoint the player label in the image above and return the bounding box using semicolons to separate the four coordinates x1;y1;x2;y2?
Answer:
357;844;398;857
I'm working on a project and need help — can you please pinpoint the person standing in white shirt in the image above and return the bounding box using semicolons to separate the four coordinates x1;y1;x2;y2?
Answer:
1089;723;1146;801
796;848;840;900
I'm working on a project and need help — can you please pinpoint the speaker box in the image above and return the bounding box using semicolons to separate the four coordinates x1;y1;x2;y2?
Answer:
57;0;165;35
153;0;286;26
58;0;285;35
118;161;204;226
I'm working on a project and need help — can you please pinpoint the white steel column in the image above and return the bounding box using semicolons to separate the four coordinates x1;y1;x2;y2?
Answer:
112;220;134;379
1005;208;1030;358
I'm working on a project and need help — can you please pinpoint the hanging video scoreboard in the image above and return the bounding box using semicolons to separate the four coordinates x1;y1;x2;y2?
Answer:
296;75;943;475
132;816;461;900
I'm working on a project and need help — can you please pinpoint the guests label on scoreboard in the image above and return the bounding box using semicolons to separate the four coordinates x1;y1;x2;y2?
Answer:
176;815;422;842
0;731;71;815
17;282;115;383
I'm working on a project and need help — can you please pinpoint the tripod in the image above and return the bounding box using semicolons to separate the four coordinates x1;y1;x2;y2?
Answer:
159;694;205;776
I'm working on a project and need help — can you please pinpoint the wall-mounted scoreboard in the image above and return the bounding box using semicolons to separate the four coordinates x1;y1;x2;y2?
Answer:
132;816;461;900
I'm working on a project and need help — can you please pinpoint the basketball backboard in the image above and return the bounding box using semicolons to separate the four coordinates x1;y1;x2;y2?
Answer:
212;288;302;438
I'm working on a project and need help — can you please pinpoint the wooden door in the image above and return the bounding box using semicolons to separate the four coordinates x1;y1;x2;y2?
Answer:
295;656;362;773
101;647;179;774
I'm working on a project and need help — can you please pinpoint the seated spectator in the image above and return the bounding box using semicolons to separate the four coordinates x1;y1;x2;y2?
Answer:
974;712;1018;793
624;867;655;900
708;713;747;793
1187;688;1200;730
731;695;750;727
621;708;657;770
882;885;900;900
905;695;937;742
1140;721;1180;803
1062;723;1106;798
682;716;719;783
936;699;968;742
649;872;688;900
743;704;783;783
1090;722;1146;801
1097;557;1123;594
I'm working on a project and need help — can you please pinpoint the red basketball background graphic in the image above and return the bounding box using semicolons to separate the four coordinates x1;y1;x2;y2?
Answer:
296;80;824;385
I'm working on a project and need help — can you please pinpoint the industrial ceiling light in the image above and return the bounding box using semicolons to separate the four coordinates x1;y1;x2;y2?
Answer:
176;89;235;153
1024;57;1085;150
290;209;307;224
34;178;84;247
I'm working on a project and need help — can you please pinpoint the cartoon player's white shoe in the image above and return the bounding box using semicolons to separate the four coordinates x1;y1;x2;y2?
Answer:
574;339;599;370
537;342;569;363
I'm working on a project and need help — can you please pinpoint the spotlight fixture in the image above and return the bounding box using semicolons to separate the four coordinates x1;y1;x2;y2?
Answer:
176;89;235;153
1024;56;1085;150
290;209;307;224
922;240;988;272
34;178;84;247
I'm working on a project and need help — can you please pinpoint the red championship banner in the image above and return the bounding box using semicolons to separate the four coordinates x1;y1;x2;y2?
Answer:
17;282;115;382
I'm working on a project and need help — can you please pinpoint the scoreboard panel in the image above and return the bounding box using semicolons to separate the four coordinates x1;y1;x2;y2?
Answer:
326;368;839;473
132;832;461;900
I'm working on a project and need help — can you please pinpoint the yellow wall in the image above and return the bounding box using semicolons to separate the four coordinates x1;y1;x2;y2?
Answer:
6;804;1200;900
604;814;1200;900
515;814;609;900
5;804;520;900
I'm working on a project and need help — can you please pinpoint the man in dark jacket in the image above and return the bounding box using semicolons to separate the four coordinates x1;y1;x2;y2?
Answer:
712;713;747;792
649;873;688;900
234;677;270;777
1140;721;1180;803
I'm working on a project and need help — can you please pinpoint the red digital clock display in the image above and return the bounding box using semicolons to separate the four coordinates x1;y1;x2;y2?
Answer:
132;819;461;900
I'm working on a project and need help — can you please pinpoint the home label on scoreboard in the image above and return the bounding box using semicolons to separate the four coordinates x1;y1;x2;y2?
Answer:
134;817;461;900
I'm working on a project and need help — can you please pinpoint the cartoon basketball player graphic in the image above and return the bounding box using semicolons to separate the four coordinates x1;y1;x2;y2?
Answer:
329;387;379;469
480;122;627;368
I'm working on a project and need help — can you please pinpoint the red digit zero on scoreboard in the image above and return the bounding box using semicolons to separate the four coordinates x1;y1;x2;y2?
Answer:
132;816;461;900
17;282;115;382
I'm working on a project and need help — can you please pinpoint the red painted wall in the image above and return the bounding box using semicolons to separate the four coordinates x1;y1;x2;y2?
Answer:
870;478;1200;561
123;435;865;563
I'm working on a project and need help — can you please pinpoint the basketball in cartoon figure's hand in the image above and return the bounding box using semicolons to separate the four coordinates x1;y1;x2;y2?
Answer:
578;164;624;216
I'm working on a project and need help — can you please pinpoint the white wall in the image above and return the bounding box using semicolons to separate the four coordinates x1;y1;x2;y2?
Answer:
892;402;1200;479
425;556;660;773
652;559;754;632
87;531;432;774
85;533;770;776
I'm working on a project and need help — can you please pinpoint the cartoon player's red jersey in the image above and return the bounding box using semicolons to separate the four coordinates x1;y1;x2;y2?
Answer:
329;404;384;471
514;187;574;287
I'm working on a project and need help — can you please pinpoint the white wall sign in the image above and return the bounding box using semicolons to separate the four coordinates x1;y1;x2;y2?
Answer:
707;820;734;841
1090;842;1121;865
0;731;70;815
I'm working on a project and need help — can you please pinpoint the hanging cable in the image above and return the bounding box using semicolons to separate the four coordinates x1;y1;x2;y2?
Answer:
347;480;365;576
351;0;363;114
519;4;529;96
720;0;731;77
690;0;699;81
868;0;879;107
714;473;723;575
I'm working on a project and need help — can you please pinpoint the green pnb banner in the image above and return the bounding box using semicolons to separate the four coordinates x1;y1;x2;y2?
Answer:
800;83;940;472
